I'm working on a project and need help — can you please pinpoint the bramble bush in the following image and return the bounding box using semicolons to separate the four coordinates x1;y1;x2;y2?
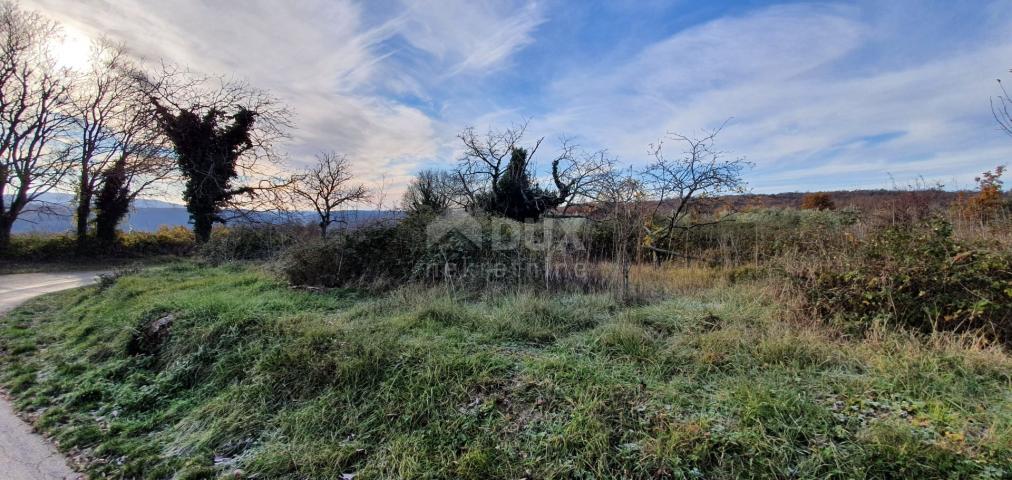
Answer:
279;221;421;288
802;217;1012;344
280;213;601;291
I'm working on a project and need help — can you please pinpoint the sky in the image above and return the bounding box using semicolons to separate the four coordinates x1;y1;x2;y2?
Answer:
26;0;1012;199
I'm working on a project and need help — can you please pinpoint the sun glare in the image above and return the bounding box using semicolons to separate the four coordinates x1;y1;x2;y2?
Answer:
53;25;92;71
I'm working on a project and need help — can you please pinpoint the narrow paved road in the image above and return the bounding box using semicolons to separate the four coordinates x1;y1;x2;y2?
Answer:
0;271;104;480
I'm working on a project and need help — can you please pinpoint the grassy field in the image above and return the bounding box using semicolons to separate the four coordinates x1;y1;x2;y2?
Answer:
1;262;1010;479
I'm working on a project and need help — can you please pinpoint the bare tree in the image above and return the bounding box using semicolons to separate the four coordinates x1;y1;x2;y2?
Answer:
291;152;368;238
0;2;75;252
595;166;650;302
402;169;456;215
91;64;175;246
455;120;611;220
71;40;175;249
994;70;1012;138
642;123;749;257
553;139;614;214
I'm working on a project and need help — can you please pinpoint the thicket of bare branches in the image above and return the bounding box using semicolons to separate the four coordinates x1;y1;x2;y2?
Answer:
552;140;614;214
643;123;750;257
402;169;456;215
290;152;369;238
594;166;650;300
0;1;74;252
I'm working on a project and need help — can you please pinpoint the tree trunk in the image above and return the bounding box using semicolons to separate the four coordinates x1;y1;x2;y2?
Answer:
75;190;91;253
94;197;128;248
94;214;117;247
193;214;213;244
74;164;92;252
0;216;11;255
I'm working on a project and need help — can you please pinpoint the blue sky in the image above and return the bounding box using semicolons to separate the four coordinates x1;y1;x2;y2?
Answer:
29;0;1012;197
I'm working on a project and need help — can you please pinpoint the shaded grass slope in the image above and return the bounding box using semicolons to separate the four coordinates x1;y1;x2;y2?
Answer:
0;263;1010;479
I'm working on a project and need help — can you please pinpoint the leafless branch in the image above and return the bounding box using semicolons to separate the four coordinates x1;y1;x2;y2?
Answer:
289;152;369;237
642;120;750;254
994;73;1012;138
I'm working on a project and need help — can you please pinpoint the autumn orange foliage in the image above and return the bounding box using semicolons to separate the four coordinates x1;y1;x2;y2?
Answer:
956;166;1007;224
800;192;835;211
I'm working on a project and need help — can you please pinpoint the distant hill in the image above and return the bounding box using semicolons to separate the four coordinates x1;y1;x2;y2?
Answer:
720;189;967;211
9;193;399;234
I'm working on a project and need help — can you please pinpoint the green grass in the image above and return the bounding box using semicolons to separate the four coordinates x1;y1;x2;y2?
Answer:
0;262;1009;479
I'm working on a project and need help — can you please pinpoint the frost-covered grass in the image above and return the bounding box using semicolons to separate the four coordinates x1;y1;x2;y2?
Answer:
1;262;1009;479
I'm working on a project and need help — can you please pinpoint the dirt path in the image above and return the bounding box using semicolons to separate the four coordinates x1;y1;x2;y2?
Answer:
0;271;106;480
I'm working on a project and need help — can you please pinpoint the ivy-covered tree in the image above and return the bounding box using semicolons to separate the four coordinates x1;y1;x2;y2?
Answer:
455;121;611;222
92;160;130;245
144;71;289;243
152;104;256;242
475;147;562;221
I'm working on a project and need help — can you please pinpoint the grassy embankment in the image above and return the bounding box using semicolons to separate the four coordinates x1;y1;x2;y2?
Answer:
0;262;1010;479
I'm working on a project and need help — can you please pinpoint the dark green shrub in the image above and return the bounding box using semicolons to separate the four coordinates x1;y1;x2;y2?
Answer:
803;217;1012;344
278;237;343;287
280;214;597;291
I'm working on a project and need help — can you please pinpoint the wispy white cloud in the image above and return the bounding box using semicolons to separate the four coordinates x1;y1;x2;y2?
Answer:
23;0;544;198
19;0;1012;199
537;2;1012;192
394;0;544;76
